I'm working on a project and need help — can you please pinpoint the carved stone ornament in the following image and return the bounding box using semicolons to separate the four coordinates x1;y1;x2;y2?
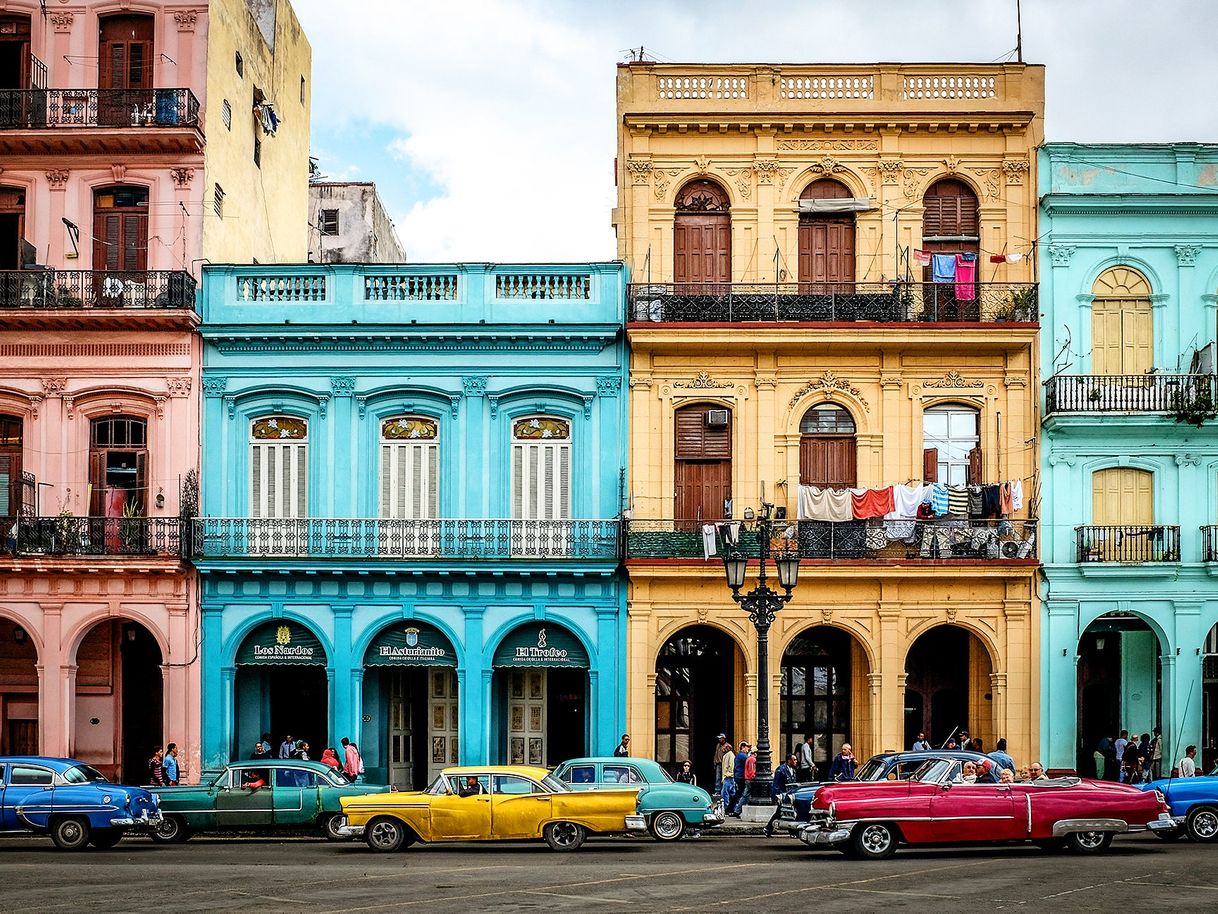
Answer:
946;607;958;624
42;377;68;397
170;167;195;189
809;155;844;175
924;371;984;389
1175;244;1201;266
595;376;622;397
971;167;1002;200
693;155;711;175
674;180;730;213
653;167;682;200
49;11;74;32
330;376;356;397
674;371;727;389
776;139;879;151
166;377;192;397
877;159;903;185
1002;158;1030;184
1176;453;1202;467
45;169;70;188
1047;244;1076;267
110;165;127;183
625;159;653;185
174;9;199;30
901;166;931;199
201;376;227;397
461;375;488;397
788;371;869;411
723;166;753;199
753;159;781;184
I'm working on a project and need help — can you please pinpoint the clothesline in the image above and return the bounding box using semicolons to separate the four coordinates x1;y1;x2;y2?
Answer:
798;480;1025;523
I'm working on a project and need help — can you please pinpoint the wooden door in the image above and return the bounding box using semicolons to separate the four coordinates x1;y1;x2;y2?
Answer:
1092;300;1153;376
798;179;856;290
99;15;153;126
674;404;731;523
428;668;458;780
0;187;25;269
387;670;412;788
673;180;731;286
799;436;857;488
0;414;20;519
921;179;980;317
93;187;149;278
507;669;546;767
1092;468;1153;526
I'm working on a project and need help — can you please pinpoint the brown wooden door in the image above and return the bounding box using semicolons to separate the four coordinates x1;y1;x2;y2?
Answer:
673;180;731;287
799;436;857;488
0;186;24;270
0;14;32;129
93;187;148;277
921;179;980;318
674;403;731;523
98;14;153;126
798;219;856;288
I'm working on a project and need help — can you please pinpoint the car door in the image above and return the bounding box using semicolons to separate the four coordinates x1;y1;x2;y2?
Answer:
1;764;55;831
272;767;318;826
558;764;597;791
214;768;273;826
929;783;1022;842
490;774;552;839
428;774;491;840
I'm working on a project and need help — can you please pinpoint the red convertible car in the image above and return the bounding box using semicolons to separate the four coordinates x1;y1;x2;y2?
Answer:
796;757;1176;859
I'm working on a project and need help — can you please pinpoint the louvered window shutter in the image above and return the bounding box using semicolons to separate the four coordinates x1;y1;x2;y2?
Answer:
251;445;262;518
967;446;983;486
923;447;938;484
294;444;307;516
512;444;524;518
0;455;11;517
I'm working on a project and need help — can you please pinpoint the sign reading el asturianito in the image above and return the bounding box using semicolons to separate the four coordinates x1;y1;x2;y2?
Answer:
364;622;457;667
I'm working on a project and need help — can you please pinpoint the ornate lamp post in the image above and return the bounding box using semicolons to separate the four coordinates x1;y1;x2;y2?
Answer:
722;505;800;806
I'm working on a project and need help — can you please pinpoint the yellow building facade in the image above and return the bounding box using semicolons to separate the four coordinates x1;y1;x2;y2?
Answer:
616;62;1044;781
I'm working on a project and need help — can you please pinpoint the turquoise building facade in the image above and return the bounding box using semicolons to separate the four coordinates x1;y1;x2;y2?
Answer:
196;263;628;784
1039;144;1218;776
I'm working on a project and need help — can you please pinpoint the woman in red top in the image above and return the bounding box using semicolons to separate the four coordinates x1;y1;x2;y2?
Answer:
320;747;341;769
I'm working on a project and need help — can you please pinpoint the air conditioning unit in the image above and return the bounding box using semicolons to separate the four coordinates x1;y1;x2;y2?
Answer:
705;409;729;428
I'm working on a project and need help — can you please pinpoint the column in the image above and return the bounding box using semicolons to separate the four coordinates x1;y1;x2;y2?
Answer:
876;597;904;752
866;672;884;758
1168;600;1204;770
45;170;70;264
39;604;67;756
331;604;355;743
328;378;356;516
200;604;227;768
595;603;623;755
460;377;487;519
1044;600;1080;773
461;606;486;764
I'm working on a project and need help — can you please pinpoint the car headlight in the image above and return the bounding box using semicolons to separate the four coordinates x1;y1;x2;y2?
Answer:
1154;789;1166;805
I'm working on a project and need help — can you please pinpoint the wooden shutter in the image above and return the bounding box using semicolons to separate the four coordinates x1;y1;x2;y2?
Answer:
134;450;147;515
675;405;731;459
380;441;439;519
0;453;16;518
923;448;938;484
799;437;857;487
512;440;570;520
966;446;982;486
675;460;731;523
1092;468;1153;526
99;15;154;90
89;449;106;515
251;441;307;519
674;214;731;285
1125;301;1153;375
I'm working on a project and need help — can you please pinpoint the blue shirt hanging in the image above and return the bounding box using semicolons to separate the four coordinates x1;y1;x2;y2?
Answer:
932;254;957;283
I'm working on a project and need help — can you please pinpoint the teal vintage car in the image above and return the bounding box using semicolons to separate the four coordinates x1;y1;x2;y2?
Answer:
551;757;723;841
149;760;392;842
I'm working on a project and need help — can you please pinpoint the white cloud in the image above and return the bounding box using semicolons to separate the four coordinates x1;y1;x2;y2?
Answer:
294;0;1218;262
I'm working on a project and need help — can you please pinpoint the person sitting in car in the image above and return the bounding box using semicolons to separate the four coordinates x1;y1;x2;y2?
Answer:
999;768;1015;785
958;761;979;784
459;776;484;797
976;759;1000;784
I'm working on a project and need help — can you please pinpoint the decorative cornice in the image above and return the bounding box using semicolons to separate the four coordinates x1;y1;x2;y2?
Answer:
209;336;610;354
595;376;622;397
925;371;985;389
1046;244;1076;267
775;138;879;152
201;377;227;397
788;370;869;411
461;375;488;397
330;376;356;397
166;377;192;397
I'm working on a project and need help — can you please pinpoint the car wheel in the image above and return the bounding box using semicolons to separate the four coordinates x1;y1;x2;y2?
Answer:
89;829;124;850
1186;806;1218;843
50;816;91;851
850;822;898;860
544;821;587;852
1065;830;1113;854
649;811;687;842
321;813;347;842
365;817;407;853
151;816;190;844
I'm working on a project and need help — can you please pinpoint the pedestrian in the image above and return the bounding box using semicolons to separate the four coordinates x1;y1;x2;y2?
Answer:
970;737;985;753
796;735;816;782
279;734;296;759
147;746;166;786
163;742;180;786
944;738;959;750
1122;739;1143;783
712;733;729;797
1137;732;1151;783
829;743;856;781
676;760;696;784
341;737;364;780
251;739;271;761
293;740;311;761
320;747;341;770
911;731;931;752
956;729;970;749
721;740;738;811
728;741;751;817
613;734;631;757
988;737;1015;773
1094;735;1111;780
764;754;799;838
1149;728;1163;780
1177;745;1198;777
1114;729;1129;773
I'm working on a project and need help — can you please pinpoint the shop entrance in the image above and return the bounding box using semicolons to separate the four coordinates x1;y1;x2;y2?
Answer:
655;625;738;785
493;622;588;766
904;625;994;751
73;619;162;782
233;620;328;762
780;626;869;771
0;617;38;755
362;622;459;789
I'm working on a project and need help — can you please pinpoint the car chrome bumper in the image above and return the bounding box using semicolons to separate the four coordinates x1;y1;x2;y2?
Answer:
111;811;163;828
625;815;648;832
703;803;726;825
797;824;851;846
335;817;366;839
1146;813;1184;832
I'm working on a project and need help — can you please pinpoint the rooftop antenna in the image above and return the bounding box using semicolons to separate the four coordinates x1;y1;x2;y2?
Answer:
1016;0;1024;63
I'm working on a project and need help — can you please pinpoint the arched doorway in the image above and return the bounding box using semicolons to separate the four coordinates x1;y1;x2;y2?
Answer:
1204;622;1217;774
904;625;994;751
655;625;739;785
73;619;162;782
492;622;588;766
0;186;26;269
1091;267;1153;377
1077;614;1161;778
780;626;870;773
921;178;980;320
0;616;38;754
233;620;328;764
361;621;458;789
798;178;856;291
0;14;33;130
673;180;730;286
98;14;154;126
674;402;732;527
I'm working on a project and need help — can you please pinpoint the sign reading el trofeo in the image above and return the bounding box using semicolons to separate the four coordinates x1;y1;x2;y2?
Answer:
513;627;568;663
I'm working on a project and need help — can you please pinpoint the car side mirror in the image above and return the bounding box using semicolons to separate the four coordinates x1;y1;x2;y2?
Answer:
940;781;952;790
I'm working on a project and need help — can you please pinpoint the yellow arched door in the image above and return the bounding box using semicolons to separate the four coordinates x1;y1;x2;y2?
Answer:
1091;468;1154;560
1091;267;1153;376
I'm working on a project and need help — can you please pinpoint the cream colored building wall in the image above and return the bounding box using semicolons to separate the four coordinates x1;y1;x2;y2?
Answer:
201;0;311;263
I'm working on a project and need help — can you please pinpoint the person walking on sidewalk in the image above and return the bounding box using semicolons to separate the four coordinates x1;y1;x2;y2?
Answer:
147;746;166;787
341;737;364;781
613;734;631;757
764;754;799;837
712;734;730;797
727;741;750;817
720;741;739;810
163;742;180;786
797;735;816;782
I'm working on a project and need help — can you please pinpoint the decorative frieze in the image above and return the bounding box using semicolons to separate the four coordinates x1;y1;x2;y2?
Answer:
924;370;984;389
788;370;869;411
674;371;727;389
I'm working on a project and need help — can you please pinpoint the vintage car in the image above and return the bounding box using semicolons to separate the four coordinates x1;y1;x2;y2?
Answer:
775;750;995;834
1139;775;1218;842
796;756;1175;859
338;765;647;852
150;759;393;842
0;755;161;850
551;756;724;841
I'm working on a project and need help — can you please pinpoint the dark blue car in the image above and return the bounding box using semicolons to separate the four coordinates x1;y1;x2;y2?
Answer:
774;750;997;835
1138;775;1218;842
0;756;161;850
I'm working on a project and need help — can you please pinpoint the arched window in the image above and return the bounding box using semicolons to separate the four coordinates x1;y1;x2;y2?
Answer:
922;404;980;485
89;415;147;515
249;416;308;518
798;179;855;288
511;416;570;520
0;414;22;519
674;403;731;523
799;404;856;488
673;180;731;286
379;416;438;519
1091;267;1153;376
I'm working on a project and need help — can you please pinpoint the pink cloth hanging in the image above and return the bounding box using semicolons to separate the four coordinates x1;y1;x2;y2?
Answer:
954;255;977;301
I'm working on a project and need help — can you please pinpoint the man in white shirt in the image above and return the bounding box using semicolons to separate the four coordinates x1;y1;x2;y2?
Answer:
1178;745;1198;777
1114;729;1129;774
797;736;816;783
911;732;931;752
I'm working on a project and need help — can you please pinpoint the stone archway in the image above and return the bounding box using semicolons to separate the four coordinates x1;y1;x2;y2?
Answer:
904;624;996;752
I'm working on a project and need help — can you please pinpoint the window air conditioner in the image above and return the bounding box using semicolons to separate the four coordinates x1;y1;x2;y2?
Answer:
705;409;729;428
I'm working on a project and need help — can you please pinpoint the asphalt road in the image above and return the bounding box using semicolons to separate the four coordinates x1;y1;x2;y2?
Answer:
1;831;1215;912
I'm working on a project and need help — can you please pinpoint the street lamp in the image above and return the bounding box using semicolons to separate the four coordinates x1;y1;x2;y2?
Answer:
721;505;799;806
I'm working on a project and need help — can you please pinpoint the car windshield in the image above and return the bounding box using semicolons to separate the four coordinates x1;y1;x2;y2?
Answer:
425;774;452;796
911;759;957;783
540;774;570;793
856;758;887;781
61;765;109;784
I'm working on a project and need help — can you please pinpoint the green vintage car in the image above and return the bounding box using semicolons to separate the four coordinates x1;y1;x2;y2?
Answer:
149;760;392;842
552;757;724;841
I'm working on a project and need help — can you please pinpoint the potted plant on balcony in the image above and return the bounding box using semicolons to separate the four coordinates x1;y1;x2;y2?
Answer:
1005;287;1037;322
1170;381;1216;427
118;498;147;554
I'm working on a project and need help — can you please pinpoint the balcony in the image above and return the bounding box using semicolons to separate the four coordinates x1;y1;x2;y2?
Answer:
193;518;621;562
0;88;203;156
1045;374;1215;416
6;516;184;559
1075;525;1180;563
1202;526;1218;563
627;282;1037;325
0;269;197;330
626;519;1037;562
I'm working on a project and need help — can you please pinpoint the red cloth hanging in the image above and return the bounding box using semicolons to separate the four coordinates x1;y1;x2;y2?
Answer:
851;487;895;519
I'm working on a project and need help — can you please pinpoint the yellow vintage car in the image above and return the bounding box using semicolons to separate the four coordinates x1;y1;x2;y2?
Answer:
338;765;647;852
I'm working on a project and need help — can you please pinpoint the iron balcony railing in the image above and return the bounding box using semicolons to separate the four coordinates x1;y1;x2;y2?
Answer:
627;282;1037;324
7;516;183;558
627;518;1037;561
194;517;621;561
1202;526;1218;563
0;88;200;130
1045;374;1216;415
1075;525;1181;563
0;269;197;310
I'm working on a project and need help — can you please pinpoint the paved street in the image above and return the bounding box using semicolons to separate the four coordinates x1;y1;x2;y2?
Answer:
1;832;1215;912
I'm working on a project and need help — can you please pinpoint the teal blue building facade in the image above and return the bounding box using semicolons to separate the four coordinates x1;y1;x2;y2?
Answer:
1039;144;1218;776
196;263;628;785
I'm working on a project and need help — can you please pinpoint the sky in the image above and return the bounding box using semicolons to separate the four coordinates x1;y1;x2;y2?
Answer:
293;0;1218;263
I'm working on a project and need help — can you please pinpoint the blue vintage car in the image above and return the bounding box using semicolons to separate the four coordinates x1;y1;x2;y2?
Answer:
0;756;161;850
1138;775;1218;842
551;757;724;841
